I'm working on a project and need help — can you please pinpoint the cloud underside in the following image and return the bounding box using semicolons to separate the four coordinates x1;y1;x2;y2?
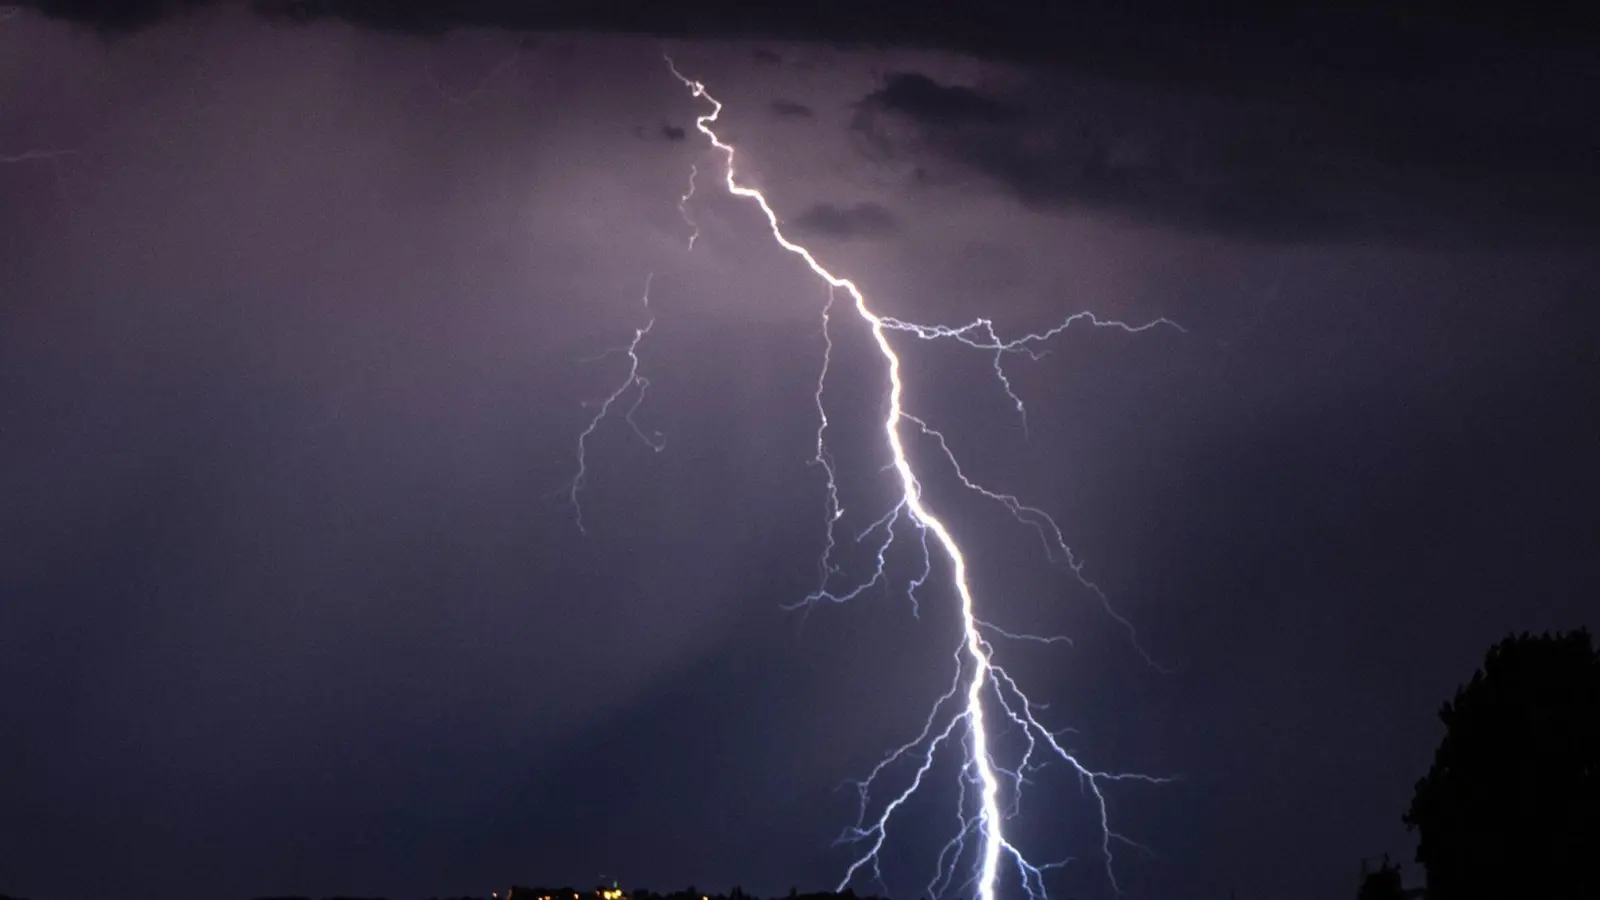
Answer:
24;2;1599;75
790;202;899;239
18;0;1600;244
854;72;1600;245
769;99;814;119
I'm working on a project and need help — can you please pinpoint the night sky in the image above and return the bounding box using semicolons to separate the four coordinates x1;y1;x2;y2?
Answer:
2;4;1597;900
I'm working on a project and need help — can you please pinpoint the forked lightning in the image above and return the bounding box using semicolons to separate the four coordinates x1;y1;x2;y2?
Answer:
654;55;1180;900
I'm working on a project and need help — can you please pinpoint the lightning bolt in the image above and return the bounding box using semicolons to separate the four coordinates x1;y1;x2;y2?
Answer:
664;56;1179;900
679;162;700;250
567;272;664;535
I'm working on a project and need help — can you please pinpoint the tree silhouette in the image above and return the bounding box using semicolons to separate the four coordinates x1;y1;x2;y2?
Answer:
1356;855;1404;900
1403;628;1598;900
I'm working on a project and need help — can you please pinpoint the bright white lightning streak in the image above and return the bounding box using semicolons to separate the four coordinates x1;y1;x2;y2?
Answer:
902;412;1171;673
568;273;664;534
663;58;1005;898
666;56;1176;900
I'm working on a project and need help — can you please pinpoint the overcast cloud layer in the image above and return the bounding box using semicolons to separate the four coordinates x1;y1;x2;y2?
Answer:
18;0;1600;245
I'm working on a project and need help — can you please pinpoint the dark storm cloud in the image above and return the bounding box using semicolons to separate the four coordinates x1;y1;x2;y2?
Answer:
790;201;900;239
769;99;813;119
851;68;1600;245
631;123;688;142
864;72;1017;125
19;0;1598;245
19;2;1595;77
752;47;781;65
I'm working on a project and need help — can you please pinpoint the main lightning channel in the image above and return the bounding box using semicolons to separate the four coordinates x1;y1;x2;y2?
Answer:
664;58;994;900
665;56;1175;900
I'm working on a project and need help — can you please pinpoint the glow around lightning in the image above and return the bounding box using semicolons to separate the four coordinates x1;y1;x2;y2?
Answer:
662;56;1178;900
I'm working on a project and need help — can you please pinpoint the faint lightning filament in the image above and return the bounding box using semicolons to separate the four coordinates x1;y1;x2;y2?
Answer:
679;163;700;250
0;147;83;200
568;273;664;534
